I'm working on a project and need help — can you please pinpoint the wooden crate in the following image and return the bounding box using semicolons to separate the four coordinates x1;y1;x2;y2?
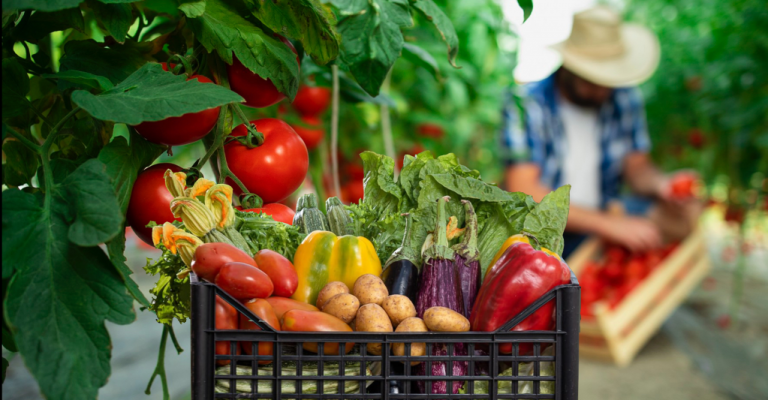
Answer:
566;227;711;366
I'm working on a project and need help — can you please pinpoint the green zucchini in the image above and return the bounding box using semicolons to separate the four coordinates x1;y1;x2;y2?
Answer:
215;361;375;395
292;194;329;234
325;197;352;236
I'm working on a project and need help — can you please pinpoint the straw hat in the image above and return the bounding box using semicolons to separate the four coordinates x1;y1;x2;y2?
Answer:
552;6;660;88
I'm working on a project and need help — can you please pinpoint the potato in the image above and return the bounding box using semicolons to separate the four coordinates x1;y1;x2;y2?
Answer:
381;295;417;327
352;274;389;306
392;317;427;365
423;307;470;332
316;281;349;309
354;303;393;355
321;293;360;324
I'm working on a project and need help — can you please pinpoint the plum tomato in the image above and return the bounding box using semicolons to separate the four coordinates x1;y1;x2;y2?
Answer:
127;163;182;246
265;297;318;320
192;242;257;282
254;249;299;298
239;299;280;363
215;262;274;300
292;86;331;116
224;118;308;203
227;37;298;108
215;295;240;365
290;115;324;150
134;64;220;146
236;203;295;225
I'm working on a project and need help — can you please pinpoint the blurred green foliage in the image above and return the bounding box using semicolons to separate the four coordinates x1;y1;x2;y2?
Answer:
626;0;768;200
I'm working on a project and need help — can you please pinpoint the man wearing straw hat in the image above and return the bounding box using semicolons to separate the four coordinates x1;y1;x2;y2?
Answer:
502;6;696;258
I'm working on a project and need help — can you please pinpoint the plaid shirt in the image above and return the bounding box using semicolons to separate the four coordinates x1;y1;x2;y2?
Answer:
500;72;651;208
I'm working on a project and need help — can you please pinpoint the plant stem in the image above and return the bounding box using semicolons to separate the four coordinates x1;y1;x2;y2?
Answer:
309;147;327;212
5;127;40;152
380;69;397;176
330;64;341;198
40;106;80;210
168;325;184;354
145;324;171;400
218;148;249;193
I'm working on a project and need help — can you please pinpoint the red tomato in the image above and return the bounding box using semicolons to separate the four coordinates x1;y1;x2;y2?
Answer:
669;174;697;199
344;164;365;180
127;163;182;246
688;128;705;149
225;118;309;203
254;249;298;298
236;203;295;225
192;242;257;282
416;123;444;139
134;64;219;146
281;309;354;354
215;296;240;365
215;262;274;300
292;86;331;116
239;299;279;363
265;297;318;320
290;115;324;150
227;37;298;108
341;179;364;204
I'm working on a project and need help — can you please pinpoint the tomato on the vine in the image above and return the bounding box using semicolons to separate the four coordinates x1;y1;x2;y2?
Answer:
225;118;308;203
236;203;295;225
227;37;298;108
127;163;182;246
416;123;445;139
292;86;331;116
134;64;220;146
291;115;324;150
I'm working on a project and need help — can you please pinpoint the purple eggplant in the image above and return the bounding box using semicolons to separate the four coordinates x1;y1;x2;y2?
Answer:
453;200;480;319
415;196;466;396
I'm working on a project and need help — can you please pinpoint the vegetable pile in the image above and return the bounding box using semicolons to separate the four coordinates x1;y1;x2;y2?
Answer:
140;150;572;396
579;243;679;317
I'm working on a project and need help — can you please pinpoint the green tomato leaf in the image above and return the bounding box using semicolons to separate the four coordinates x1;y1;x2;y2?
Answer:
57;159;123;246
2;140;39;187
336;0;404;96
402;42;440;80
2;188;135;400
87;0;134;43
98;131;164;214
189;0;300;100
178;0;205;17
107;227;151;307
339;72;396;106
2;0;81;12
13;7;84;42
43;70;114;92
522;185;571;256
245;0;340;65
59;39;146;87
71;63;242;124
410;0;459;68
2;58;30;118
517;0;533;22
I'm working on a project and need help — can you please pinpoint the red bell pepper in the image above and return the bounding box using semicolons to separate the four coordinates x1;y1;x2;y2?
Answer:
469;241;571;355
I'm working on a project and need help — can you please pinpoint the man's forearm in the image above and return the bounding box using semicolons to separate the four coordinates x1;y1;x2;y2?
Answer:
624;152;666;197
565;204;610;236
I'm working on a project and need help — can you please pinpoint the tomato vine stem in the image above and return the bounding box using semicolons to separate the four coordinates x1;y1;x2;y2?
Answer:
5;127;40;152
41;106;81;210
330;64;341;199
145;324;171;399
381;69;397;176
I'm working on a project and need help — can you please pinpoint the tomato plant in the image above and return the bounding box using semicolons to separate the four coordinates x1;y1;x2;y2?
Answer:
225;118;309;203
291;115;325;150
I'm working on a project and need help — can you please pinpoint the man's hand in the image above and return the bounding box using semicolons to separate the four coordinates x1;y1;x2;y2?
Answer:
598;215;663;253
657;170;701;203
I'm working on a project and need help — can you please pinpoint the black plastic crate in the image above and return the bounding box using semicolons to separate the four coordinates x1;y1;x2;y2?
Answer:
191;273;580;400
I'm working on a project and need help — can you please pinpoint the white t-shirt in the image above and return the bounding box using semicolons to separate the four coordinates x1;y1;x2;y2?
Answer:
558;98;601;209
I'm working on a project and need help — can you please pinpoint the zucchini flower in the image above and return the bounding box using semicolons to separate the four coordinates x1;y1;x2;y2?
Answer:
186;178;214;198
164;169;187;198
205;183;252;255
151;222;203;274
170;197;234;246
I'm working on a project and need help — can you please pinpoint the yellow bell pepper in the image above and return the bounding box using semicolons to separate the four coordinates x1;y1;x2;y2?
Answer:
292;231;382;305
489;234;561;267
